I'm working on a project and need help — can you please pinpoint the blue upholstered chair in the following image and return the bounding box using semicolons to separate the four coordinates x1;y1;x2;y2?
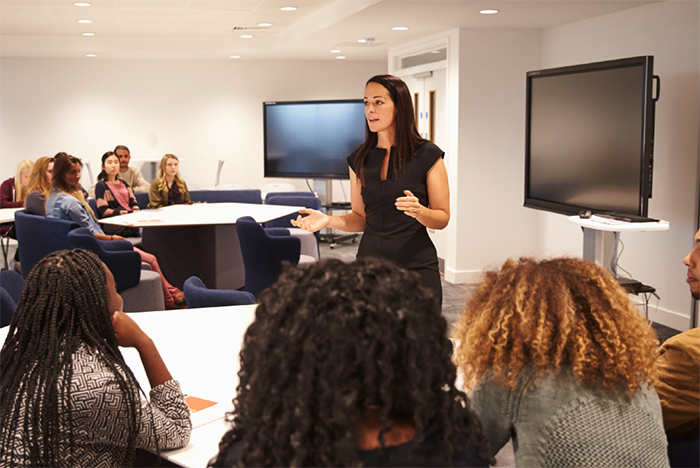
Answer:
236;216;315;298
88;198;98;214
67;228;165;312
14;210;80;279
190;189;262;205
183;276;255;308
134;192;150;210
0;270;24;327
265;193;323;259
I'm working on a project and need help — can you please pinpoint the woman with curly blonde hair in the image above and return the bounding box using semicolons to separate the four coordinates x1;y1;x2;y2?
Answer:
147;154;191;209
453;257;669;467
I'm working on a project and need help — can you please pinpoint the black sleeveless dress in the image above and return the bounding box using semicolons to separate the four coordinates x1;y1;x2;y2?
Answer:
347;141;444;303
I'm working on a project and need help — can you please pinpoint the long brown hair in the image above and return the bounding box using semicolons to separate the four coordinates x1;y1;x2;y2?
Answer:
156;154;187;195
52;154;96;217
453;257;659;398
26;157;54;196
354;75;424;185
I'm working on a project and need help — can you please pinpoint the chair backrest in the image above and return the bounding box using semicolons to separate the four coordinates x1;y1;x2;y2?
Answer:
88;198;98;214
190;189;263;205
236;216;301;297
14;210;80;279
0;270;24;304
264;191;317;199
0;287;17;328
134;192;150;210
264;194;323;229
67;228;142;292
183;276;256;308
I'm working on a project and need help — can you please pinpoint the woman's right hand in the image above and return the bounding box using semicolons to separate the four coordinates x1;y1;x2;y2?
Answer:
111;311;149;349
291;209;330;233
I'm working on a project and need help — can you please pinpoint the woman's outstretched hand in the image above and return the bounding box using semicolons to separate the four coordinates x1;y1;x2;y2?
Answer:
395;190;422;219
291;209;330;233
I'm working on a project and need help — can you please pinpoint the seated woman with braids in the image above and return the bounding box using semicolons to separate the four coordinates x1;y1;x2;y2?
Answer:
46;154;186;309
209;257;491;468
452;257;669;467
0;249;192;467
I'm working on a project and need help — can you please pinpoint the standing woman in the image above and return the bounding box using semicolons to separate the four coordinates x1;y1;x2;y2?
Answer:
46;154;186;309
0;249;191;466
293;75;449;302
94;151;141;238
0;159;34;236
147;154;191;209
24;156;54;216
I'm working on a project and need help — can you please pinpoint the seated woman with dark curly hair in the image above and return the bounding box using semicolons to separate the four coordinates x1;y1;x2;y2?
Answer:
453;257;669;467
209;257;491;467
0;249;191;467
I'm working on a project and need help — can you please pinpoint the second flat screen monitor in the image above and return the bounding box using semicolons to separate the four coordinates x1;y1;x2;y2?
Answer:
264;100;366;180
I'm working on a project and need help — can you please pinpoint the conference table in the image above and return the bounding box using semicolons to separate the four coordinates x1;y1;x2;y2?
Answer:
100;202;303;290
0;305;257;468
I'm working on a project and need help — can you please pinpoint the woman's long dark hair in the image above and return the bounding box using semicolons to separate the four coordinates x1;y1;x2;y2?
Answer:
210;258;491;467
0;249;142;466
354;74;425;185
52;154;96;218
97;151;120;182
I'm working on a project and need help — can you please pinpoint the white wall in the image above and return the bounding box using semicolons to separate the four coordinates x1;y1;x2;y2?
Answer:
0;59;386;194
538;0;700;330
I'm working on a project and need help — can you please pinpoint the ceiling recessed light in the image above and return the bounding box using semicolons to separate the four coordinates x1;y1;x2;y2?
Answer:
82;32;95;36
73;2;91;6
357;39;366;43
336;56;346;60
392;26;408;31
258;22;272;27
240;34;253;38
330;49;341;53
281;6;297;11
78;19;92;24
480;9;499;14
230;55;241;58
85;54;96;57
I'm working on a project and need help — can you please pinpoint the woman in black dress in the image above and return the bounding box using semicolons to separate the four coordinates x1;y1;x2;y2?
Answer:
293;74;450;302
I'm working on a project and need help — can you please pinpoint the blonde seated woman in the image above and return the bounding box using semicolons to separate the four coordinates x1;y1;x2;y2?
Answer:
24;156;54;217
0;159;33;236
147;154;191;209
46;154;186;309
453;257;670;468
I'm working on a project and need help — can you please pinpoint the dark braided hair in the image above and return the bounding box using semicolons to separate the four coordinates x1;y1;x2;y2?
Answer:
0;249;142;467
210;257;492;467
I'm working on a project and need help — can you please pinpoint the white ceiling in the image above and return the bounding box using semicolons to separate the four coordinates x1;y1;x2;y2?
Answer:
0;0;664;60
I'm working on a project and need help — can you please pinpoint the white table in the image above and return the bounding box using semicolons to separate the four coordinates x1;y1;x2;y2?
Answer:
0;207;22;224
100;203;303;289
0;208;22;269
0;304;257;468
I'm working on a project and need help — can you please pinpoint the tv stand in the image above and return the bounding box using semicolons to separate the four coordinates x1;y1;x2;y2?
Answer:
319;180;359;249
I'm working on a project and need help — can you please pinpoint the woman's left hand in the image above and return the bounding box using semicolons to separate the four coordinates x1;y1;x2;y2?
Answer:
395;190;422;219
111;311;149;349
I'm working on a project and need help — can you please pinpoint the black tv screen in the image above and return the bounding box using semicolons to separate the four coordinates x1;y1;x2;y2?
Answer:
524;56;657;217
263;99;366;179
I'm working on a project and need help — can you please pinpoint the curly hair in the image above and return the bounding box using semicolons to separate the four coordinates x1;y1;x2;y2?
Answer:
0;249;144;466
156;153;187;195
210;258;491;467
453;257;659;398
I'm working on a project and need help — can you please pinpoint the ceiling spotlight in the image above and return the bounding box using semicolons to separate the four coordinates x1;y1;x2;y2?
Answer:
281;6;297;11
240;34;253;38
357;38;375;45
330;49;341;53
392;26;408;31
73;2;91;6
78;19;93;24
336;56;346;60
480;9;499;14
85;54;96;57
258;22;272;27
230;55;241;58
82;32;95;36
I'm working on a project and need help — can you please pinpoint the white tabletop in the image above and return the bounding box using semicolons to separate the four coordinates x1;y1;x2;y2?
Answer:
0;305;257;468
99;202;303;227
568;215;670;232
0;207;22;224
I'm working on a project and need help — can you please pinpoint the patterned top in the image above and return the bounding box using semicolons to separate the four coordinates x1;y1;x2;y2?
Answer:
2;343;192;467
470;365;669;468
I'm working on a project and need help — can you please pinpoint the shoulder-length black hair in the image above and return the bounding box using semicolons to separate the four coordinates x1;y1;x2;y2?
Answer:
354;74;425;185
97;151;120;182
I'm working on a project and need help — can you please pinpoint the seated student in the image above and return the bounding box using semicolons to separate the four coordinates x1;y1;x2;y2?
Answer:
24;156;54;216
94;151;141;238
0;159;33;235
209;258;491;468
453;257;669;468
46;154;186;309
0;249;192;467
147;154;191;209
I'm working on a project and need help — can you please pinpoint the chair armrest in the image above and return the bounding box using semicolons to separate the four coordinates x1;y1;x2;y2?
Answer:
141;262;152;270
264;227;291;237
100;239;134;252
